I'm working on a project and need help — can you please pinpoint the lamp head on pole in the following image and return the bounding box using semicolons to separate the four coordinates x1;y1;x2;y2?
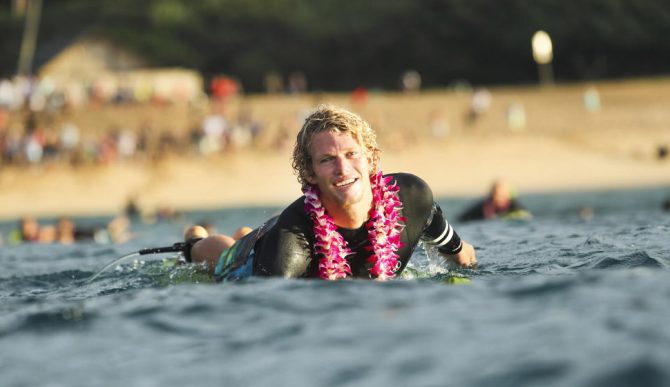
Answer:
532;30;553;65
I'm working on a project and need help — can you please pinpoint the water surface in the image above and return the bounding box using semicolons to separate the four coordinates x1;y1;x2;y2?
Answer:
1;186;669;387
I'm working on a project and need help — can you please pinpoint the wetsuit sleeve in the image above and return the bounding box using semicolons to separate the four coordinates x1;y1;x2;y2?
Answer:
421;203;463;255
252;202;315;278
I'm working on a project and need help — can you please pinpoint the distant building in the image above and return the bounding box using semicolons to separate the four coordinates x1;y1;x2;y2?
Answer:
37;35;205;105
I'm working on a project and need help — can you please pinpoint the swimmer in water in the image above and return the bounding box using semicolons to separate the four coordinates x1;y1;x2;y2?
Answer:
183;104;476;281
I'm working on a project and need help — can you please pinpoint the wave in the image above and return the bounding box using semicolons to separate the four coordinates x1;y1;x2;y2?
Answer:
592;251;666;270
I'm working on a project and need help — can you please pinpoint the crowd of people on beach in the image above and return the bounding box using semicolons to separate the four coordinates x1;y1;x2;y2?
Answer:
0;73;205;114
0;72;507;171
0;74;302;169
0;108;272;168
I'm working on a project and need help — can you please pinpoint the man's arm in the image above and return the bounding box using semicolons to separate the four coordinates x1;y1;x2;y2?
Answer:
422;203;477;268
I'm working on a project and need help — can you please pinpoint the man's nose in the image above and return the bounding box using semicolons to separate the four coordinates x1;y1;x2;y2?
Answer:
334;156;350;175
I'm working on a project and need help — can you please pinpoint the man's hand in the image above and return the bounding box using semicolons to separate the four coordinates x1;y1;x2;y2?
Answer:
448;241;477;268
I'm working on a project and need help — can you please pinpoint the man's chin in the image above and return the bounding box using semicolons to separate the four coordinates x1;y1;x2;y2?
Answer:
339;189;365;207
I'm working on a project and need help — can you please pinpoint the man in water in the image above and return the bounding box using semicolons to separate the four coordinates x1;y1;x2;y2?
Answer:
184;104;476;280
8;216;41;244
458;180;531;222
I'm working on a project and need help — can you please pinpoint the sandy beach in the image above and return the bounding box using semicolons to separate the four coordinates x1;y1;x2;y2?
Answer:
1;77;669;220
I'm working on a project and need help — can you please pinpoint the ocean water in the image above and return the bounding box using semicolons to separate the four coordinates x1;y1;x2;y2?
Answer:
1;186;670;387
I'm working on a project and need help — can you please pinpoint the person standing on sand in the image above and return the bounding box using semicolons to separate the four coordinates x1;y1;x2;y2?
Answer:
182;104;476;280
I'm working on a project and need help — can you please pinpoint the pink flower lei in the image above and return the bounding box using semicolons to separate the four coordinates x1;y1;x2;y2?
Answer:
302;172;405;280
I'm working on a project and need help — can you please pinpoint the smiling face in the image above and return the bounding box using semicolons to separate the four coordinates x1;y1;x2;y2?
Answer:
292;104;381;188
306;130;373;221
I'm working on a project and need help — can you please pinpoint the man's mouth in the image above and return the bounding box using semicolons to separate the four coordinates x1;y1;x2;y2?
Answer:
334;177;357;188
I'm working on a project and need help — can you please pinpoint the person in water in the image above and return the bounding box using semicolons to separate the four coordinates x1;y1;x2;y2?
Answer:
458;179;531;222
8;215;131;245
183;104;476;280
52;216;131;244
7;216;42;244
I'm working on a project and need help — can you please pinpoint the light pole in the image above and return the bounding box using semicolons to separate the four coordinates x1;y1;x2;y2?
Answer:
17;0;42;76
531;30;554;86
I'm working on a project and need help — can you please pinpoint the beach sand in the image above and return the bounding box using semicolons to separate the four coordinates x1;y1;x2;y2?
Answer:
1;77;669;220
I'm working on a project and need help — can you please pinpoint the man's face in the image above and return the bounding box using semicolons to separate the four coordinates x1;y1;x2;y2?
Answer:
306;130;372;211
491;183;512;209
21;218;39;239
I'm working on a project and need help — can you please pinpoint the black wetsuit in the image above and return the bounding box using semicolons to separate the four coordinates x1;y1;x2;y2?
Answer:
251;173;463;278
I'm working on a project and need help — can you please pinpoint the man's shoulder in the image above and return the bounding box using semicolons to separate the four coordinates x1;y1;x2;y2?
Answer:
386;172;431;193
385;172;435;233
276;196;310;227
386;172;434;214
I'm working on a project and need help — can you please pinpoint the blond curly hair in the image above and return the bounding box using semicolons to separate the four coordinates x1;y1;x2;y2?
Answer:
292;104;381;187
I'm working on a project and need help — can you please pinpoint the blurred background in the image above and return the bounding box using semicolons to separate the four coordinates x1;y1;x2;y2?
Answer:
1;0;669;229
4;0;670;90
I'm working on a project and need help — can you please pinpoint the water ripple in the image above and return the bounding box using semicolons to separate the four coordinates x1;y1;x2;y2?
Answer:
472;361;571;387
592;251;664;270
586;358;668;387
